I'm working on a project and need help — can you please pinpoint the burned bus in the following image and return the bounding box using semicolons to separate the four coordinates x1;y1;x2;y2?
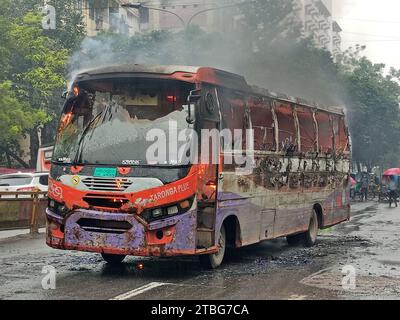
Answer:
46;65;351;269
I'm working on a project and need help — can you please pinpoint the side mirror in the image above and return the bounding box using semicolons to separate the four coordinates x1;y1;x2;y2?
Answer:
186;89;201;125
188;89;201;104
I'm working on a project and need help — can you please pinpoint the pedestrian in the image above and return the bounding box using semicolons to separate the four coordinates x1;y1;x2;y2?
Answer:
359;170;369;202
388;176;399;208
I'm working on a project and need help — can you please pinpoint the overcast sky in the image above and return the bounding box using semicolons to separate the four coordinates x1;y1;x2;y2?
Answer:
333;0;400;70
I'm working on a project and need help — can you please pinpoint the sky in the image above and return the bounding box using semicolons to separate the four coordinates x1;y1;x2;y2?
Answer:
333;0;400;70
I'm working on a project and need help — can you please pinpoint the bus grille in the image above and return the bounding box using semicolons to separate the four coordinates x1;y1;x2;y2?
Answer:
77;218;132;234
82;177;133;192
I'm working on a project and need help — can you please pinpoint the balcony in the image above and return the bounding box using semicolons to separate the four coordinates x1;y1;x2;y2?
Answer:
305;3;318;16
319;19;330;31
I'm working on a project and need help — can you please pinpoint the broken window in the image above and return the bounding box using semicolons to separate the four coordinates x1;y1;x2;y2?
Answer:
316;112;333;154
297;107;316;153
276;103;297;153
250;98;274;151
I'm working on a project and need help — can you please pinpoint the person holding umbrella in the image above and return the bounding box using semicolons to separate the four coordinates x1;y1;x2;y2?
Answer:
388;175;399;208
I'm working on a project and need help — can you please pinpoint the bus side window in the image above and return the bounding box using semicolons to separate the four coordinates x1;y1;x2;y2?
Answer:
316;112;332;154
298;107;316;153
251;100;274;151
337;116;349;154
276;103;297;153
219;89;246;151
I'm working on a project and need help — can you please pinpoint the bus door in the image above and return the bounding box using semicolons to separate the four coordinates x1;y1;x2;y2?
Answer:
196;86;221;250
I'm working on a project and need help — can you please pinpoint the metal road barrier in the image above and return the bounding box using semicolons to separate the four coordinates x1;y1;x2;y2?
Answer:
0;191;48;235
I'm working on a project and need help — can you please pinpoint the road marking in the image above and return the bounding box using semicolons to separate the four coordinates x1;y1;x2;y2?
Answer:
110;282;169;300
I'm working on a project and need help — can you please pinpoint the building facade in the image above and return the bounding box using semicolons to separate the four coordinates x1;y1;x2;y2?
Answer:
134;0;342;57
294;0;342;56
78;1;341;56
76;0;140;36
139;0;238;33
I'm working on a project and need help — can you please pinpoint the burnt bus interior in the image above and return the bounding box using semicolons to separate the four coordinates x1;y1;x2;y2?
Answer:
217;91;349;157
195;79;350;250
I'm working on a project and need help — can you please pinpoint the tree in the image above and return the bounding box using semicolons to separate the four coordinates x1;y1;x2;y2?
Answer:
9;0;86;52
0;0;12;79
0;0;85;167
337;47;400;170
0;81;48;167
8;12;68;166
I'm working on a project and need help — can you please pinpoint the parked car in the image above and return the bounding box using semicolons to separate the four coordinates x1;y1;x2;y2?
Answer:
0;172;49;193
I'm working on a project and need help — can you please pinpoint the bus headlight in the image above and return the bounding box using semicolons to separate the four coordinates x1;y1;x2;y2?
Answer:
48;199;70;217
152;208;163;218
167;206;179;216
142;197;195;222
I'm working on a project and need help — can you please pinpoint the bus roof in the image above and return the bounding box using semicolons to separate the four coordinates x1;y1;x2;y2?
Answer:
75;64;345;116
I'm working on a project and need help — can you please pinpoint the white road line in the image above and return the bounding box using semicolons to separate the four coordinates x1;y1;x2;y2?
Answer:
110;282;169;300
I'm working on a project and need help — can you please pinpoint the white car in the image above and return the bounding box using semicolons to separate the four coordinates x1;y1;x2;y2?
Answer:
0;172;49;193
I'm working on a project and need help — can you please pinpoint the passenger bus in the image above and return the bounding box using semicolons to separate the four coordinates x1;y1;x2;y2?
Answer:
46;65;351;268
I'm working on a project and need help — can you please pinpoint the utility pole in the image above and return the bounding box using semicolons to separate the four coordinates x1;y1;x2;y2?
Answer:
122;1;256;30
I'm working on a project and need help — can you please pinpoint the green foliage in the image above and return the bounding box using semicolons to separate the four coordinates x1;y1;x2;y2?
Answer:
338;47;400;168
8;0;86;52
0;81;48;145
0;0;85;166
0;0;11;79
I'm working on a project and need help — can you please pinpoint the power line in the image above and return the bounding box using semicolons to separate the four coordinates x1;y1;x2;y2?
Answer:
343;39;400;43
342;32;400;41
336;16;400;24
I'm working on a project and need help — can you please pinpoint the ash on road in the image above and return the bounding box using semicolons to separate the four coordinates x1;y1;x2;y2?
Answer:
1;202;400;300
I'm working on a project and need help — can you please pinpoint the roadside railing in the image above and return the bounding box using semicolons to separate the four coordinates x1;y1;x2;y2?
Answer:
0;191;48;235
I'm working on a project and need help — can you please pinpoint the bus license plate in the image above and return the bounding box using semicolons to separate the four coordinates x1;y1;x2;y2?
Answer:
94;168;117;178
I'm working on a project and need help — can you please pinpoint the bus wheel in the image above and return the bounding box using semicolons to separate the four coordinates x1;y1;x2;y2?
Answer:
101;253;126;264
287;210;318;247
199;225;226;269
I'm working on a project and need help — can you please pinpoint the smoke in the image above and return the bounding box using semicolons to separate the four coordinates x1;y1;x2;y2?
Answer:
68;0;345;106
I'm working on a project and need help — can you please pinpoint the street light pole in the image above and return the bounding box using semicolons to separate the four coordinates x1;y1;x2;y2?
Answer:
187;1;256;27
121;3;186;29
123;1;256;29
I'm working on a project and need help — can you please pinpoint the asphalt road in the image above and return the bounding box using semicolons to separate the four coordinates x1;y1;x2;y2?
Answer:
1;202;400;300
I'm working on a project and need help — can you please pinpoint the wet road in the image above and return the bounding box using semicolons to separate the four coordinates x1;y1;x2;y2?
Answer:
1;202;400;300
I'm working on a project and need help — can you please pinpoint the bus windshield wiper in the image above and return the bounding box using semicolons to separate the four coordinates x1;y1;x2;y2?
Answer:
72;110;105;166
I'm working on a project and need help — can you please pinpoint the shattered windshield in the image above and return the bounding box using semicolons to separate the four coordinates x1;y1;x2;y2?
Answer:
53;78;195;166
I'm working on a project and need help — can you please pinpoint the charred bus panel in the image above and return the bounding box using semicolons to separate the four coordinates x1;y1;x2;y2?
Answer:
46;65;351;268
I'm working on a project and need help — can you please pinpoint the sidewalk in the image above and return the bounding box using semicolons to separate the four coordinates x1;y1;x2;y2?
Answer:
0;228;46;240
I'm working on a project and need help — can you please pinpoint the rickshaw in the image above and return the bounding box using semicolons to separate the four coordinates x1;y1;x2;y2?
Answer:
351;172;379;201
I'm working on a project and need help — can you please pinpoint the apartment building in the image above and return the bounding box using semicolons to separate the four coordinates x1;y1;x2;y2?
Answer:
76;0;341;54
76;0;140;36
135;0;342;56
138;0;241;33
294;0;342;56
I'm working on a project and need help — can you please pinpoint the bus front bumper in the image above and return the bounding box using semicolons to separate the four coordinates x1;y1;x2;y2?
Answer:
46;208;215;257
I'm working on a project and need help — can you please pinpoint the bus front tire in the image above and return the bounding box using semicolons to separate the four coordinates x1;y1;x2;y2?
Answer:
287;210;319;247
199;225;226;269
101;253;126;264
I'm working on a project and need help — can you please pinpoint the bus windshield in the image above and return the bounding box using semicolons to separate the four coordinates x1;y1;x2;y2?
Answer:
53;78;195;166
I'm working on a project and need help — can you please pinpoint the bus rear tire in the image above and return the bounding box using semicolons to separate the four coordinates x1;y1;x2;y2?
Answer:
101;253;126;264
199;225;226;269
287;210;318;247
